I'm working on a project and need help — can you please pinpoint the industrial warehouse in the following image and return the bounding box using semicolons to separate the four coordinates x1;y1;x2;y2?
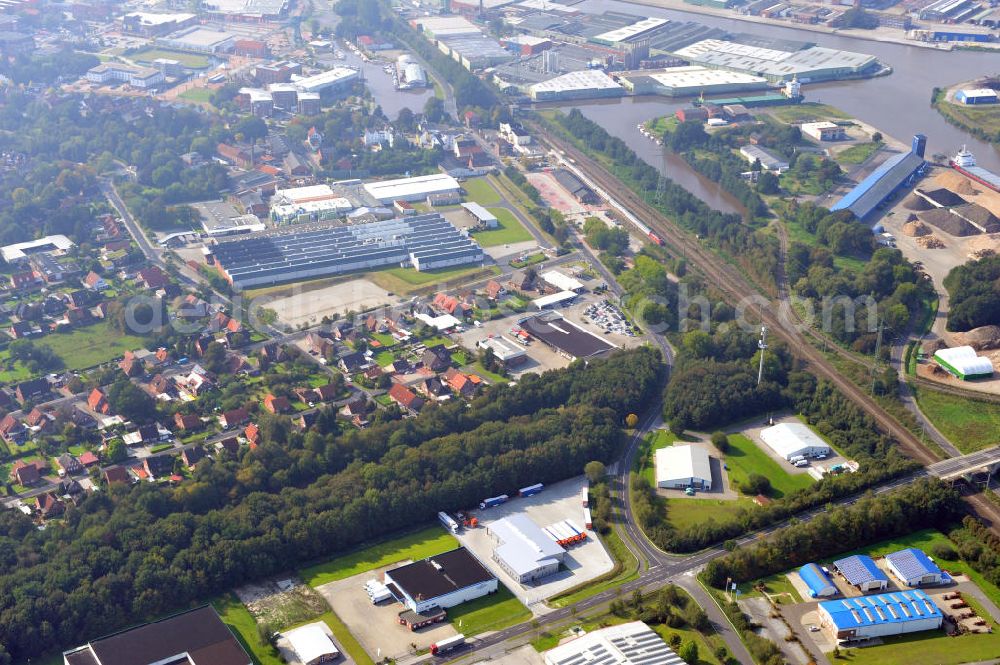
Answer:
655;444;713;491
933;345;995;380
487;513;566;583
543;621;684;665
621;66;769;97
363;173;461;203
819;590;944;643
382;547;498;614
759;422;832;460
519;313;616;361
210;213;484;289
672;39;879;82
832;135;928;220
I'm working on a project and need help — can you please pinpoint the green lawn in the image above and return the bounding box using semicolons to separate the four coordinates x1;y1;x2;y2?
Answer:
651;623;726;665
179;87;213;103
640;430;675;485
370;332;396;347
836;141;881;165
645;115;679;136
38;321;147;372
0;350;32;383
769;103;852;124
462;178;501;205
131;47;210;68
446;585;530;635
936;96;1000;144
471;361;507;384
665;497;751;531
911;384;1000;453
472;208;533;247
724;434;814;499
299;526;458;587
213;593;284;665
373;350;396;367
510;252;546;269
736;572;803;604
370;265;492;292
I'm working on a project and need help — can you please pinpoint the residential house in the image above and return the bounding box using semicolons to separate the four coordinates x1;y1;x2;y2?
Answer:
258;343;287;366
313;383;339;402
330;321;356;341
88;387;111;415
217;436;240;455
181;370;213;397
338;350;368;374
419;376;450;399
137;266;169;290
57;478;86;505
56;453;84;476
432;292;468;318
150;374;177;397
177;295;209;319
10;459;47;486
8;320;35;339
123;424;167;446
67;289;96;309
297;410;319;430
0;414;27;444
104;466;130;485
217;143;253;168
244;422;260;447
35;492;65;519
181;446;206;469
306;332;335;358
485;280;505;301
143;455;175;480
25;407;54;432
173;413;202;431
263;393;292;414
83;270;108;291
14;377;50;403
119;352;145;378
385;358;411;375
422;345;452;372
443;367;478;397
225;330;250;349
78;451;100;467
220;408;250;429
387;383;424;413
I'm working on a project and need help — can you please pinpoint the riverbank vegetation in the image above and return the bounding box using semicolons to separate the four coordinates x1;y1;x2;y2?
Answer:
932;85;1000;147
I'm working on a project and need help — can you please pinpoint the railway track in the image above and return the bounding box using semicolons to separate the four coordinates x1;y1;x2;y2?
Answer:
533;125;1000;527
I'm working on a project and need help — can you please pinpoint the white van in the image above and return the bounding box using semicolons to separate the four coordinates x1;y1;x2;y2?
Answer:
788;455;806;464
794;459;810;468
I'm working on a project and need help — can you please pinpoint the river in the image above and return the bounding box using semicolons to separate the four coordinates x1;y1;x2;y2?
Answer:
535;0;1000;212
578;0;1000;173
320;46;435;119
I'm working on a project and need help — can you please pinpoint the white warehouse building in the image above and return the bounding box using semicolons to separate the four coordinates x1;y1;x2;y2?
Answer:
544;621;684;665
759;422;831;460
488;513;566;583
364;173;461;204
655;444;712;490
383;547;498;614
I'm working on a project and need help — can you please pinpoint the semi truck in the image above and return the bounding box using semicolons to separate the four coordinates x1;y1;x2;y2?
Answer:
479;494;509;509
438;511;459;534
430;633;465;655
519;483;544;497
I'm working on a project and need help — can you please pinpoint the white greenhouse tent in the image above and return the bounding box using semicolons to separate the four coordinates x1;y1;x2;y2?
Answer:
655;444;712;490
759;422;831;460
933;346;994;381
284;623;339;665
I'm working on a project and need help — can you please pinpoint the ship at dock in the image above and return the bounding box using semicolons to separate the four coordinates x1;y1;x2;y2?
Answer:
951;147;1000;194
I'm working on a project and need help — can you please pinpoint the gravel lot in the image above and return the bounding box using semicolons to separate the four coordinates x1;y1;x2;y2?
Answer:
455;477;613;614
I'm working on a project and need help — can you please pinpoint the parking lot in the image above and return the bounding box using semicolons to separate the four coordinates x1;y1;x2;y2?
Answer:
582;299;637;337
315;563;460;661
455;477;613;613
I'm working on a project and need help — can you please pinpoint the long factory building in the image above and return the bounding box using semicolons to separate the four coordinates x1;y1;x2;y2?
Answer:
211;213;484;289
832;134;928;220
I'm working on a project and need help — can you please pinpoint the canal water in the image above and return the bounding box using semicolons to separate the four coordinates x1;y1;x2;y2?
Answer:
328;47;435;119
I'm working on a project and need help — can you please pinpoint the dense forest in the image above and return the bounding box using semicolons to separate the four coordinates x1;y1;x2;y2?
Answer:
943;255;1000;331
702;480;964;586
544;109;780;293
0;348;663;661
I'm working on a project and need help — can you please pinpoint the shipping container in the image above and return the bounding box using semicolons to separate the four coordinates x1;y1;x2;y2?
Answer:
479;494;509;509
438;511;459;534
431;633;465;655
519;483;544;497
581;485;589;507
583;508;593;529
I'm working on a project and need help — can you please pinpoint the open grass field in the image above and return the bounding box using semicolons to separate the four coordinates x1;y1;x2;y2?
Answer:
179;87;213;103
936;95;1000;145
369;265;495;293
12;321;146;374
639;430;675;485
736;572;803;604
462;178;501;205
445;585;530;635
910;384;1000;453
769;103;852;124
645;115;679;136
724;433;814;499
131;47;210;68
299;526;458;587
473;208;534;247
665;497;750;531
836;141;881;165
213;593;284;665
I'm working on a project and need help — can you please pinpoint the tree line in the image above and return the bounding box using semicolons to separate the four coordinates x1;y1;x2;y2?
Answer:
702;479;963;587
0;348;664;661
943;255;1000;332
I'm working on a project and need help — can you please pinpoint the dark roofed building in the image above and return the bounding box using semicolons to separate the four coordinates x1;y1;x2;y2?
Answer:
383;547;497;614
63;605;251;665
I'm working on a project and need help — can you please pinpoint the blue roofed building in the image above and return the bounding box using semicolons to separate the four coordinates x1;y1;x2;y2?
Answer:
833;554;889;592
831;134;928;221
799;563;838;598
819;590;943;642
885;548;950;587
